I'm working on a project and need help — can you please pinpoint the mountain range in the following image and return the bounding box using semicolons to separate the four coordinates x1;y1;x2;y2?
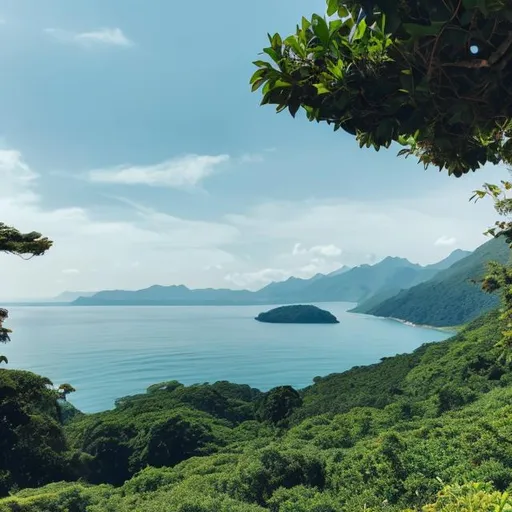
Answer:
71;248;472;313
352;236;510;326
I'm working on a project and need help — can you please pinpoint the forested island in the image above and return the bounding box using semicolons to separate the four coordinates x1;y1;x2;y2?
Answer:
255;305;339;324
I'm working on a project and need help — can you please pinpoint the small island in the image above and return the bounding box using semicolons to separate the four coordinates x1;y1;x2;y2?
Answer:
255;305;339;324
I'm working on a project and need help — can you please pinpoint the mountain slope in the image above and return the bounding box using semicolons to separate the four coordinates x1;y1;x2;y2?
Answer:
254;273;328;303
351;248;472;314
287;256;439;304
424;248;472;270
358;237;510;327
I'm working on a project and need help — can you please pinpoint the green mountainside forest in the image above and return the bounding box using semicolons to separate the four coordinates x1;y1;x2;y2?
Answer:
354;237;511;327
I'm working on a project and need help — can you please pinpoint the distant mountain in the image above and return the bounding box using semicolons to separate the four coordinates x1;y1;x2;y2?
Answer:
356;237;509;327
255;271;334;303
74;284;261;306
326;265;351;277
282;256;439;304
352;249;473;314
72;251;467;307
424;248;472;271
52;291;97;302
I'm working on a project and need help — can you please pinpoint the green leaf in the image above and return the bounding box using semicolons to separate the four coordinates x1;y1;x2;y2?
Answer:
314;83;330;94
271;33;282;49
263;47;280;63
251;79;266;92
352;18;367;41
253;60;271;68
289;102;301;117
250;71;263;84
327;0;338;17
311;14;330;46
274;79;292;88
284;35;304;57
329;19;343;36
301;16;311;33
337;6;349;19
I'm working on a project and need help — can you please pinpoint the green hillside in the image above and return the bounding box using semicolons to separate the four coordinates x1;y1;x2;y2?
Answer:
3;308;512;511
356;237;511;327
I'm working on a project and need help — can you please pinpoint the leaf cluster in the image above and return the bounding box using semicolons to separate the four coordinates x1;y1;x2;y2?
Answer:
0;223;52;259
251;0;512;175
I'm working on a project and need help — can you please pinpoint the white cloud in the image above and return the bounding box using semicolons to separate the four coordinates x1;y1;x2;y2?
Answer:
88;154;230;189
435;236;457;247
223;256;345;289
239;153;264;164
224;268;290;288
0;146;506;299
293;243;342;257
0;148;238;299
76;28;132;47
45;27;133;48
225;176;503;268
311;245;342;257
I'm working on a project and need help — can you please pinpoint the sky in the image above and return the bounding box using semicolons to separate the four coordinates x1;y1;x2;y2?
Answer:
0;0;508;299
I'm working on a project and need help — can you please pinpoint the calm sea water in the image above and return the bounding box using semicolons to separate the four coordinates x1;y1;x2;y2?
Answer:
3;303;450;413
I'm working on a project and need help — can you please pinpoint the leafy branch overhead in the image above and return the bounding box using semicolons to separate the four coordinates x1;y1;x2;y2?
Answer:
250;0;512;176
0;222;53;258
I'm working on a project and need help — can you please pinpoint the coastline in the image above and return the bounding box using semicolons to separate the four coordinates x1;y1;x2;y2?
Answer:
388;316;461;333
368;313;462;333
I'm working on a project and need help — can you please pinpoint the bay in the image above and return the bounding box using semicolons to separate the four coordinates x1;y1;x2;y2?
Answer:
3;303;450;413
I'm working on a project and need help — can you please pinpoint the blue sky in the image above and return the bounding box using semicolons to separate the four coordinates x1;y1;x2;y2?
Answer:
0;0;507;298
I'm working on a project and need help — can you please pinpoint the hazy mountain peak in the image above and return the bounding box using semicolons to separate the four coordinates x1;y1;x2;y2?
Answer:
425;248;472;271
377;256;417;268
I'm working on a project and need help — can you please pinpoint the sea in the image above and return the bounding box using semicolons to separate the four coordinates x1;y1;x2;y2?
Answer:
3;302;451;413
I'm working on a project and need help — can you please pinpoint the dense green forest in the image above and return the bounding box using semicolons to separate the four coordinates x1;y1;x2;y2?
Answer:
2;308;512;511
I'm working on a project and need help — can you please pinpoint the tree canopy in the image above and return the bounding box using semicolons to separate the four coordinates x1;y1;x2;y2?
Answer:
250;0;512;176
0;222;52;258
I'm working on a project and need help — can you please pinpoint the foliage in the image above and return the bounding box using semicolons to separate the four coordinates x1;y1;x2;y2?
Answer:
251;0;512;176
472;180;512;244
57;384;76;401
0;223;52;259
418;482;512;511
63;381;264;486
256;386;303;426
0;309;11;349
0;371;78;496
471;179;512;361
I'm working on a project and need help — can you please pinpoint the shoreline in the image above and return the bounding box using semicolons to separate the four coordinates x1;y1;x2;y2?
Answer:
385;315;461;333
